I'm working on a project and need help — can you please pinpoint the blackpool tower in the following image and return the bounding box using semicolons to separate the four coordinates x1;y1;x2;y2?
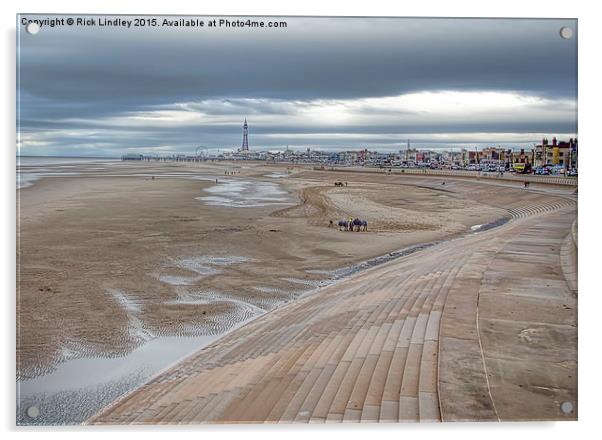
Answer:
241;118;249;151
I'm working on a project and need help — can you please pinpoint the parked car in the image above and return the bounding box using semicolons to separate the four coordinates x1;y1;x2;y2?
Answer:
567;168;578;177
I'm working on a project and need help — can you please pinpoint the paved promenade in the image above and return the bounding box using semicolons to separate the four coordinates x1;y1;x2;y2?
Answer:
325;165;578;186
91;187;577;424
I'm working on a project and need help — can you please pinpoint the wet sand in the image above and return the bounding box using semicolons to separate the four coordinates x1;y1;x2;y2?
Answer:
17;159;534;423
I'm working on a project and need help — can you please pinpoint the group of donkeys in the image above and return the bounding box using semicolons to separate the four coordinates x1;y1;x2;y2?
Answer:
337;218;368;232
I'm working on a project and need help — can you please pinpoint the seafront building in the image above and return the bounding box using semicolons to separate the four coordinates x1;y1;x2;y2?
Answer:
533;137;578;169
121;124;578;173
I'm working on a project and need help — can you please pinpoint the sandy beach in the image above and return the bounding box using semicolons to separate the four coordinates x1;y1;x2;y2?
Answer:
16;159;576;424
16;160;506;378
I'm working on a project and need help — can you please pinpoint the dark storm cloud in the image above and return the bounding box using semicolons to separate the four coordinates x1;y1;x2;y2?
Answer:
17;16;577;154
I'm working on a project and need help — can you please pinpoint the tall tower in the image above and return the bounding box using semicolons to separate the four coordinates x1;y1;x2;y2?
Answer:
241;118;249;151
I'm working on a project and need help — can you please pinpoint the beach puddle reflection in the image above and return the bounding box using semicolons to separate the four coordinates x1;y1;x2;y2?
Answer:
198;179;292;207
17;334;221;425
156;274;200;286
264;172;290;178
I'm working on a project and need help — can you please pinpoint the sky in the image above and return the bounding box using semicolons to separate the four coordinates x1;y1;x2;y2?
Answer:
17;16;577;156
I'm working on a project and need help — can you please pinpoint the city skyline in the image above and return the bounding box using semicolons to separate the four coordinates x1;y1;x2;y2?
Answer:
18;16;577;156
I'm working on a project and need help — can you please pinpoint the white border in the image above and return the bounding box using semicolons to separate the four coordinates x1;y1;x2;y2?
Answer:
3;1;600;439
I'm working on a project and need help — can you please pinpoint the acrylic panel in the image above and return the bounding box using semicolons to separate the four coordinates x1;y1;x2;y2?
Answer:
16;15;578;425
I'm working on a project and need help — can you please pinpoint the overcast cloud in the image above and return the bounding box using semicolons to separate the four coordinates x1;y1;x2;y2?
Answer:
17;16;577;155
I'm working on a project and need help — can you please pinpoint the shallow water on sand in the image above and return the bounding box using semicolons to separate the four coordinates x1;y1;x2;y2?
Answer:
16;253;262;425
16;157;222;190
16;334;221;425
198;179;293;208
264;172;290;178
17;172;41;189
16;157;118;189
